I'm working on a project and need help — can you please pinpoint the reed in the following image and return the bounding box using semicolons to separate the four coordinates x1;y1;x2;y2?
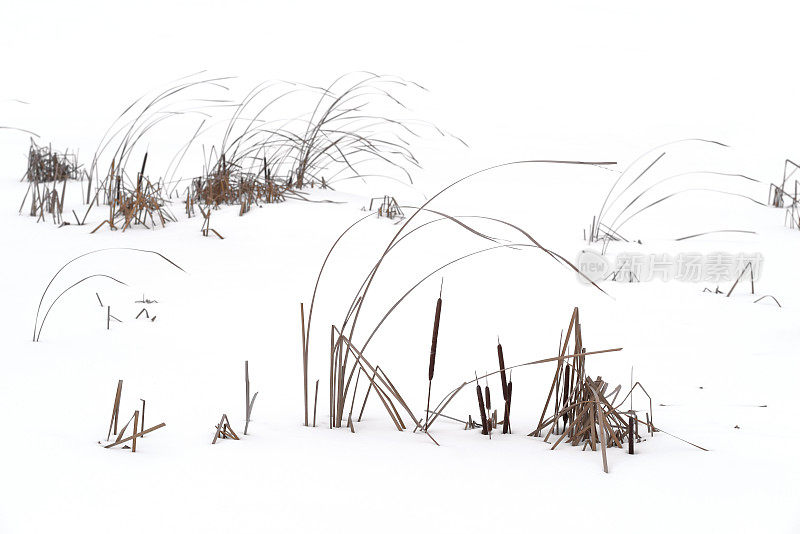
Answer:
32;248;184;342
588;139;763;247
20;139;84;225
424;287;443;432
300;161;616;446
476;382;488;435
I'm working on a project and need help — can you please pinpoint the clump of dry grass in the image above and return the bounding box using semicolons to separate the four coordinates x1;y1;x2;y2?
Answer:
63;72;449;235
288;72;462;189
588;139;764;249
82;74;232;231
189;155;290;218
26;139;81;182
91;155;178;233
19;139;85;225
299;160;615;443
769;159;800;207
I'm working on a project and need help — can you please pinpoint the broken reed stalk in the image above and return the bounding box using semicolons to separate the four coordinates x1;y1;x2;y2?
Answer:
426;410;470;426
114;412;136;444
212;414;240;444
726;262;754;297
425;291;443;432
313;379;319;427
376;367;408;429
420;382;467;432
614;381;654;432
107;380;123;440
301;302;308;426
334;329;439;445
534;307;579;436
245;361;250;433
244;361;258;435
528;308;664;472
104;423;165;448
347;368;362;423
357;367;378;422
753;295;782;307
587;385;609;473
140;399;146;439
33;248;184;342
330;325;335;429
132;410;139;452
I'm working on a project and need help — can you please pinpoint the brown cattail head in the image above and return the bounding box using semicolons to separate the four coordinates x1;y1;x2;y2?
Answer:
476;384;488;435
485;385;491;411
497;341;508;401
136;152;149;190
502;380;513;434
562;366;571;425
428;297;442;381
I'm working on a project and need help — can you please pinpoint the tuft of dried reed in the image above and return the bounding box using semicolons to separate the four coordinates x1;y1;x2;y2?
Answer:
19;139;84;225
300;160;615;446
588;139;763;249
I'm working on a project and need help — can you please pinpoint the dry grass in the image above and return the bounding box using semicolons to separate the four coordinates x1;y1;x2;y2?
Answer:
589;139;764;249
32;248;185;342
300;160;615;443
44;72;450;236
19;139;84;225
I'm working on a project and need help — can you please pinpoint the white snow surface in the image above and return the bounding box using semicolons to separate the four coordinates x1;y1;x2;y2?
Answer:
2;2;800;533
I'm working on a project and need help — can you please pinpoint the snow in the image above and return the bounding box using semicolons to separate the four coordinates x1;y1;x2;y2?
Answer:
2;2;800;533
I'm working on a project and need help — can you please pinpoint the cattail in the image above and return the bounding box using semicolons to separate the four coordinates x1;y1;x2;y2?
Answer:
485;385;491;411
138;152;148;190
429;296;442;381
503;381;513;434
476;384;488;435
497;340;508;401
425;289;443;432
562;366;571;425
628;415;634;454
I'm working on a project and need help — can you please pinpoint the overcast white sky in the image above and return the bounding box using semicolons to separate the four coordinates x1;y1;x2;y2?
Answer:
2;1;799;181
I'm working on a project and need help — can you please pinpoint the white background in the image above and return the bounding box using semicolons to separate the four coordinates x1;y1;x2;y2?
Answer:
1;2;798;533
